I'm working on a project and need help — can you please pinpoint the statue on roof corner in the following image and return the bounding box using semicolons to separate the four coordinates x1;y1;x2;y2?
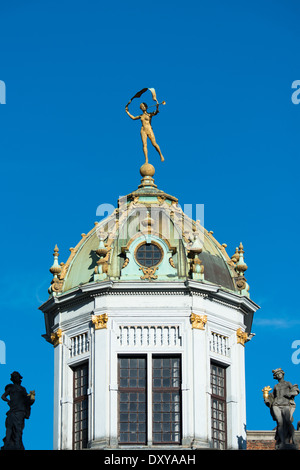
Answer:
1;371;35;450
125;88;166;164
262;368;299;449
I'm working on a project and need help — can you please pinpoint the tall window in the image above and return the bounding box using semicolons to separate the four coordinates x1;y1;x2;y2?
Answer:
211;362;227;449
152;356;181;444
118;355;182;445
73;363;88;449
118;356;147;445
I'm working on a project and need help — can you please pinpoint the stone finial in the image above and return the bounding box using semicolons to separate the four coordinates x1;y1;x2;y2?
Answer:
49;245;62;277
235;242;248;275
234;242;250;297
231;247;239;264
49;245;63;295
94;230;110;281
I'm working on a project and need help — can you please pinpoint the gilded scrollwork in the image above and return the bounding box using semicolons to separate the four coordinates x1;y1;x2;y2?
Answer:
139;266;158;280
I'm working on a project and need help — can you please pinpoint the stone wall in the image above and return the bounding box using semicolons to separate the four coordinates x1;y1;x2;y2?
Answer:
247;430;300;450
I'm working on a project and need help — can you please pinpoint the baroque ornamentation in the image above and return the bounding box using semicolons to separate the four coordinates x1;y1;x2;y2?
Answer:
190;313;207;330
236;328;248;346
92;313;108;330
49;245;63;295
51;328;63;347
139;266;158;280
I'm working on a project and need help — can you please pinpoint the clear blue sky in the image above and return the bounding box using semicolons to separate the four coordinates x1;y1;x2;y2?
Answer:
0;0;300;450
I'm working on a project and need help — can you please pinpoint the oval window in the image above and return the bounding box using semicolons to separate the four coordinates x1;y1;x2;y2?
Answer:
135;243;163;267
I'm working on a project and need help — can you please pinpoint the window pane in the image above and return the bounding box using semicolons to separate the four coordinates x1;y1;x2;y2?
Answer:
152;356;181;445
118;356;147;445
73;363;88;450
136;243;162;267
211;363;227;449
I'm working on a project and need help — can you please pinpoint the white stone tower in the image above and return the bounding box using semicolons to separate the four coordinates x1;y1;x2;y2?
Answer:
40;162;259;450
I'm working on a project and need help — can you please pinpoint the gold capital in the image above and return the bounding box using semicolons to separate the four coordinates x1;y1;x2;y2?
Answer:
190;313;207;330
236;328;248;346
51;328;63;347
92;313;108;330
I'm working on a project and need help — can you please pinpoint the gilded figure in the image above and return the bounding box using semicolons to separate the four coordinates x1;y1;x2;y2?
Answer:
125;88;165;164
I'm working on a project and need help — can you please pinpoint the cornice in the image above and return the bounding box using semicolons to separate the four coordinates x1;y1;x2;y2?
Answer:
39;279;260;318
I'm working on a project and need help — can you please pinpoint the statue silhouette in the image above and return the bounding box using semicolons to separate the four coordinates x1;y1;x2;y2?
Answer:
1;371;35;450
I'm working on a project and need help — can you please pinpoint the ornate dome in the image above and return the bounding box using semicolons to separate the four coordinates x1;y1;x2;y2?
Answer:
48;166;250;298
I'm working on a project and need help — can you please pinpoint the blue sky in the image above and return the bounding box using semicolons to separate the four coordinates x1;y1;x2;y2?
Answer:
0;0;300;450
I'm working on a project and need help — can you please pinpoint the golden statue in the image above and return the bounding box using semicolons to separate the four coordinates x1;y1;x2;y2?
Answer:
125;88;165;164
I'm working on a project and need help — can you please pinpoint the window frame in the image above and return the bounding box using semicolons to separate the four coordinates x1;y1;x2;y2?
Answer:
117;353;182;446
152;354;182;445
134;241;164;268
210;361;227;449
117;355;148;445
72;361;89;450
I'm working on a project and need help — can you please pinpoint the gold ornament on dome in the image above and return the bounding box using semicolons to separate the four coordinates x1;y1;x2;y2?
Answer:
139;266;158;280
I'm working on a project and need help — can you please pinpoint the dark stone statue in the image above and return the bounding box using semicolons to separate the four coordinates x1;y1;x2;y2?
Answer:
1;371;35;450
263;368;299;450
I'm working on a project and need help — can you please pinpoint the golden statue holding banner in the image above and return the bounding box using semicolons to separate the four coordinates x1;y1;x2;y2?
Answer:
125;88;165;164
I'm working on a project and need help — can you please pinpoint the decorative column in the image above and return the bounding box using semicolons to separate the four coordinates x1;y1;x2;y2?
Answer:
190;313;210;448
91;313;109;448
227;327;249;449
50;328;64;449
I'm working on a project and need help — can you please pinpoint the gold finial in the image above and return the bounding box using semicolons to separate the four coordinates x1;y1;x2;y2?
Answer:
138;163;157;188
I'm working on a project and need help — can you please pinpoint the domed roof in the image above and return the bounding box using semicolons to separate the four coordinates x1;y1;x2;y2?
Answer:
48;164;250;298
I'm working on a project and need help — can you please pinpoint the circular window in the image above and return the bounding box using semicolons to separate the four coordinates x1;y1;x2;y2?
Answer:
135;243;163;267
